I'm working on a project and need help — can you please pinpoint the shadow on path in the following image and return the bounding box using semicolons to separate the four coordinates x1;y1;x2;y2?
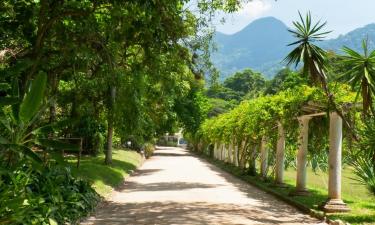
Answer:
122;181;220;192
90;201;314;225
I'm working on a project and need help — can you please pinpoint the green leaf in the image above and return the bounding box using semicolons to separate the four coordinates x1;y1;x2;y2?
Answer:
0;136;9;144
36;139;80;151
5;144;43;163
49;218;58;225
0;97;19;106
19;72;47;123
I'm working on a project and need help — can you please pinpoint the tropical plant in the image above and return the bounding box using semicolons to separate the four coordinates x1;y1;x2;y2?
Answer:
0;73;79;166
0;163;100;224
339;39;375;114
285;11;357;139
285;11;331;86
351;156;375;195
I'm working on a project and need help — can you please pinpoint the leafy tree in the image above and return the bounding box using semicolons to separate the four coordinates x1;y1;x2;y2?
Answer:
264;68;308;95
206;85;243;102
207;98;237;117
223;69;265;97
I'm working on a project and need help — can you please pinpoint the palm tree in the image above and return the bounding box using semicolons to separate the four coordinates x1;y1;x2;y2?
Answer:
339;39;375;115
285;11;358;140
284;11;331;88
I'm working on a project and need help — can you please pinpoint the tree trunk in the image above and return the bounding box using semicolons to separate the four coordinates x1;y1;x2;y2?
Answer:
105;85;116;165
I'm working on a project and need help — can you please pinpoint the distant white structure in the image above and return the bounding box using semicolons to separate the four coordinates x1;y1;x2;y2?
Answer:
160;130;187;148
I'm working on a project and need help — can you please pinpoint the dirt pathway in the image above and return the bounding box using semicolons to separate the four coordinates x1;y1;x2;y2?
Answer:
83;147;326;225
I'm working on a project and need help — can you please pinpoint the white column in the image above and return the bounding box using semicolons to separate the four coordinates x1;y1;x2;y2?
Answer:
294;116;310;195
239;140;246;169
275;122;286;185
220;143;224;161
223;144;228;162
323;112;350;212
228;142;232;163
214;142;218;159
329;112;342;199
260;137;268;179
234;143;239;166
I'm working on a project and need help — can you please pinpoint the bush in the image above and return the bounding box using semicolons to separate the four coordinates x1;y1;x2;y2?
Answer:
143;143;155;159
0;163;100;224
93;132;105;155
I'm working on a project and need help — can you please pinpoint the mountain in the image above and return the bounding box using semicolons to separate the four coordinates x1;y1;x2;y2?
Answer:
319;23;375;53
212;17;375;79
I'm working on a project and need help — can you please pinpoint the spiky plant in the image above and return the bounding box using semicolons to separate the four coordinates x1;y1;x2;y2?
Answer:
285;11;331;87
339;39;375;115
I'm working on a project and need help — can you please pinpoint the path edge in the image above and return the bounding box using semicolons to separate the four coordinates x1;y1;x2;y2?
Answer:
190;150;340;225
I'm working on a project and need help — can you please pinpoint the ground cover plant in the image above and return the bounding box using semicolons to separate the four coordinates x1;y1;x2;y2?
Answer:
68;149;143;197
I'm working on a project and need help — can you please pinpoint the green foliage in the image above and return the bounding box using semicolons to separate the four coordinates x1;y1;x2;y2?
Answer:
0;163;100;225
207;98;237;117
143;143;155;159
264;68;308;95
69;149;142;198
223;69;266;98
339;39;375;114
93;132;105;156
0;73;79;165
351;157;375;195
206;85;243;102
350;119;375;195
285;11;330;84
175;86;210;135
198;84;356;173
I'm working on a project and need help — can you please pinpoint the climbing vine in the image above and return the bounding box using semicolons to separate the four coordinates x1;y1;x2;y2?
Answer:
196;84;357;173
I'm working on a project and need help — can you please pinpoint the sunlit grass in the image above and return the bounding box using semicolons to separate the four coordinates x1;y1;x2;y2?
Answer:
202;154;375;225
283;167;375;225
68;149;143;198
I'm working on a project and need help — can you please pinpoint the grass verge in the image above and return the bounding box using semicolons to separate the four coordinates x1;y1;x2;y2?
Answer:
196;153;375;225
68;149;143;198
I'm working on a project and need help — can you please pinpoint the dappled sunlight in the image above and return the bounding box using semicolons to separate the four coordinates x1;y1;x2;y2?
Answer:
85;201;319;225
84;147;324;224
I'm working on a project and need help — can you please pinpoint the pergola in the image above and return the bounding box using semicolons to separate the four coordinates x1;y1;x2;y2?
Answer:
280;102;352;212
213;101;357;213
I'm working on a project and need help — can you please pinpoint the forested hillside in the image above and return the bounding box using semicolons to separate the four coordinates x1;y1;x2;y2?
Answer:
212;17;375;79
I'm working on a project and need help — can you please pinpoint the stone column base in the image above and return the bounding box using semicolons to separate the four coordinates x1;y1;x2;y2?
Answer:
321;199;350;213
289;189;311;196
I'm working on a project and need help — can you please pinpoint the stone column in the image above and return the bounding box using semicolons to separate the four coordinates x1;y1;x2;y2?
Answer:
275;122;286;185
239;140;246;169
260;137;268;179
214;142;218;159
292;116;311;196
220;143;224;161
233;142;238;166
225;144;228;161
322;112;350;212
228;140;233;164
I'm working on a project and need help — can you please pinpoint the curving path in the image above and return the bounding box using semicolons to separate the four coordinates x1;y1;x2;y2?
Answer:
83;147;326;225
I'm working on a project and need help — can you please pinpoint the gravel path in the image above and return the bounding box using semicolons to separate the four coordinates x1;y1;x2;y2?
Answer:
83;147;326;225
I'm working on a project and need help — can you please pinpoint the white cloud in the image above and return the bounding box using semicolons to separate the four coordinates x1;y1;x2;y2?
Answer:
215;0;272;34
237;0;272;19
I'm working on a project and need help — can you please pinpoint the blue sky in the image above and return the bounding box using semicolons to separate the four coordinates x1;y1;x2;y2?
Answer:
215;0;375;38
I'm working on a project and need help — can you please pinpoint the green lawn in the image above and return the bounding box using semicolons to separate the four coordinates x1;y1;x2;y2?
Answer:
68;149;143;198
202;155;375;225
283;167;375;225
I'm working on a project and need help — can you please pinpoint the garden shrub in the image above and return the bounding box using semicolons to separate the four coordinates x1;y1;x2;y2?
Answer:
0;163;100;225
93;132;105;155
143;143;155;159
